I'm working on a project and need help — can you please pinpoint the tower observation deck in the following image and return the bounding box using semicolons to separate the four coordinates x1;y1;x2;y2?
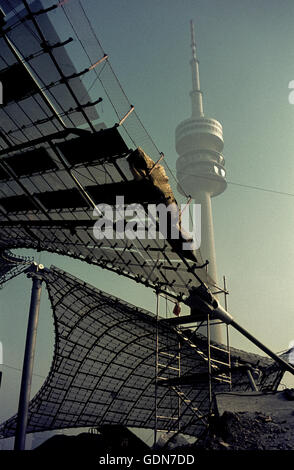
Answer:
176;21;227;342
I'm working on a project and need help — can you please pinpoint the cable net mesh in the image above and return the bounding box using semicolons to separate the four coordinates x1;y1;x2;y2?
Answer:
0;266;212;437
0;266;282;438
0;0;208;297
0;249;32;287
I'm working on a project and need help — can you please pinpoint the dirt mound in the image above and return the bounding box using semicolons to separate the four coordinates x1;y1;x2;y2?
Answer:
195;410;294;450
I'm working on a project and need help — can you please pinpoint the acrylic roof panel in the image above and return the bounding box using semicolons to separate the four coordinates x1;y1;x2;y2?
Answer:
0;266;212;437
0;147;58;179
0;63;39;104
55;128;129;166
0;0;100;148
0;0;174;166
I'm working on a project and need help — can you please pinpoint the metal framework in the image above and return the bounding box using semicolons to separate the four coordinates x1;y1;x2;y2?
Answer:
0;1;212;304
0;249;33;287
0;266;283;440
0;127;211;301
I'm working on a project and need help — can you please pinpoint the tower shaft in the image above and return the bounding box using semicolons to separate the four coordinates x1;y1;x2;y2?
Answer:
195;191;222;342
175;21;227;343
194;191;218;284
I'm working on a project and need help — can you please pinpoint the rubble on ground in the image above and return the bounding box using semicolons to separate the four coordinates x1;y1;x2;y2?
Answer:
194;389;294;450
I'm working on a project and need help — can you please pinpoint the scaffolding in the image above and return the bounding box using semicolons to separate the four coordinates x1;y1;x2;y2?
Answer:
153;280;232;445
153;274;294;445
154;291;181;444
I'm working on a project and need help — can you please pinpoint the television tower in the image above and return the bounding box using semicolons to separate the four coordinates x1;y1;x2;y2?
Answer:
176;21;227;342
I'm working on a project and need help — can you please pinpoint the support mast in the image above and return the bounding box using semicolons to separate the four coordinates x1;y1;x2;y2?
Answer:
14;263;44;451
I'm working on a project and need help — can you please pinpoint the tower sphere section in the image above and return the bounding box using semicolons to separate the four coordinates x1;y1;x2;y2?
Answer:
176;116;226;197
176;116;224;154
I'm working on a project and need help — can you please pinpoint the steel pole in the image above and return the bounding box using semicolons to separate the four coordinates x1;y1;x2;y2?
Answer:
230;319;294;376
154;291;160;448
14;267;43;451
213;302;294;375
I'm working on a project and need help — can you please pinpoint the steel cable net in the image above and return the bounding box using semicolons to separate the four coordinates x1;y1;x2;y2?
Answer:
57;0;171;158
0;0;177;169
0;249;32;287
0;138;207;298
0;1;104;141
0;267;282;438
0;0;208;297
0;266;212;438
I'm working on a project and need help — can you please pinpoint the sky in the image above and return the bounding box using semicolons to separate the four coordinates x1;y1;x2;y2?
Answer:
1;0;294;446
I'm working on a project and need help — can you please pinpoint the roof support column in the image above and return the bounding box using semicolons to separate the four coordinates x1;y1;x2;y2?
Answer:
14;263;45;451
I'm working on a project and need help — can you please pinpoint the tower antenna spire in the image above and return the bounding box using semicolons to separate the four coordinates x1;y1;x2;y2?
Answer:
189;20;203;116
190;19;197;61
